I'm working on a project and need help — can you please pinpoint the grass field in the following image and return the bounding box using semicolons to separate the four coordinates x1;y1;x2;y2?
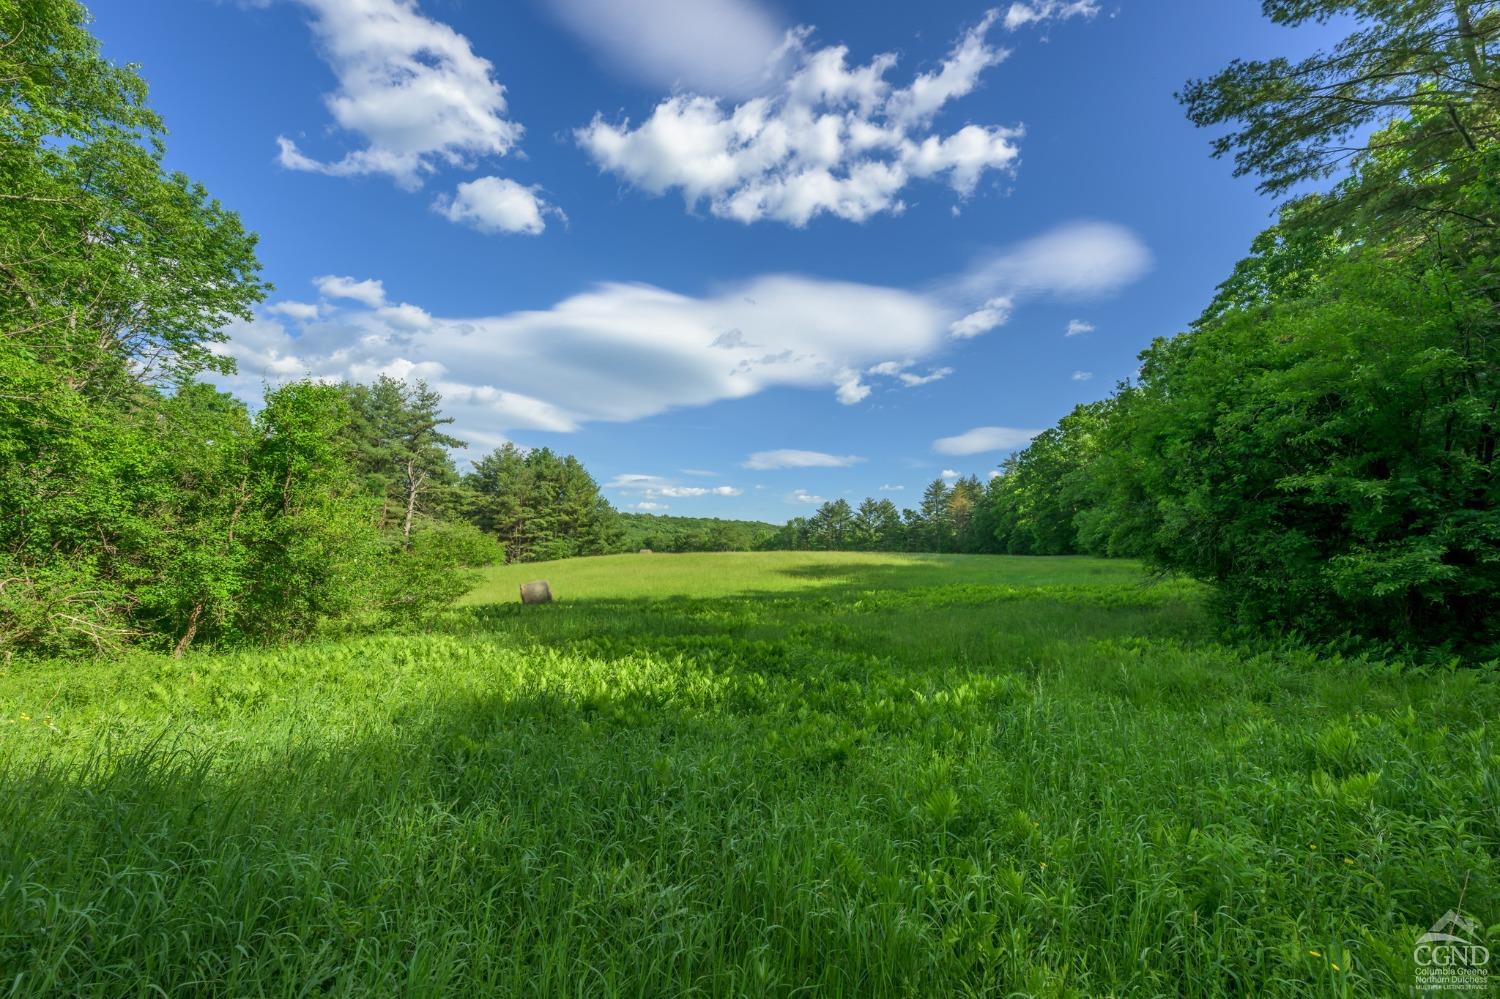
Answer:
1;552;1496;996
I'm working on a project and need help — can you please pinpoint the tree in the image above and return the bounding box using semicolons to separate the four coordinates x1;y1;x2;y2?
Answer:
462;445;619;562
341;377;465;540
810;499;854;549
0;1;266;388
1181;0;1500;242
1;0;266;655
919;480;953;553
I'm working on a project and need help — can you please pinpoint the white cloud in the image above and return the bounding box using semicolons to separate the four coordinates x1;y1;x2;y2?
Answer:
941;469;961;480
879;484;905;492
834;369;872;405
434;177;562;236
949;295;1014;338
546;0;787;98
791;490;826;504
609;472;743;503
315;275;386;307
745;449;864;470
1072;370;1093;381
988;469;1002;479
266;300;323;321
215;222;1149;446
659;485;743;497
1002;1;1101;32
577;12;1022;226
376;303;433;330
275;0;522;189
632;501;670;511
947;223;1152;305
899;367;954;387
933;426;1041;455
867;359;953;387
1065;319;1095;337
608;474;669;489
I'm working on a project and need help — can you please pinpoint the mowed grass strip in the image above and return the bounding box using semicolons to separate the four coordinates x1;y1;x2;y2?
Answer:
0;554;1495;996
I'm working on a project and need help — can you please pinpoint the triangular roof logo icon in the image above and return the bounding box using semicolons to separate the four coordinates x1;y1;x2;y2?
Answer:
1418;910;1482;946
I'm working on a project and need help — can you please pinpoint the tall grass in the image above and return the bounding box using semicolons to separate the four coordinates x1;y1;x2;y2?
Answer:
1;553;1495;996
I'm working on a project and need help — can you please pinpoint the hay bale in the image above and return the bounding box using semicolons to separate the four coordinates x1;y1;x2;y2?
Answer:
639;548;653;555
519;580;553;605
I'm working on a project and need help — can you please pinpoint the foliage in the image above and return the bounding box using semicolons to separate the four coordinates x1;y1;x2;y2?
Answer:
2;552;1494;995
340;376;465;538
613;513;779;553
0;3;512;658
463;444;619;563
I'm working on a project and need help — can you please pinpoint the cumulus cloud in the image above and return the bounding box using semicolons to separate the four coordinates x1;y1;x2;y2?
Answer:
275;0;522;189
1072;370;1093;381
941;469;961;480
949;296;1014;338
1065;318;1095;337
546;0;787;98
375;303;433;331
744;449;864;470
577;11;1023;226
266;300;323;321
315;274;386;307
633;501;670;511
791;490;827;504
433;177;562;236
1002;1;1101;32
933;426;1041;455
879;484;905;492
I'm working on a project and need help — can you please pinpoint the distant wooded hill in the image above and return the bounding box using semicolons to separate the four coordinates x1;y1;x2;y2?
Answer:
614;513;780;553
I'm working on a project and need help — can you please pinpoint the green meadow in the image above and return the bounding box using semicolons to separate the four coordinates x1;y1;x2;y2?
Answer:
1;553;1496;996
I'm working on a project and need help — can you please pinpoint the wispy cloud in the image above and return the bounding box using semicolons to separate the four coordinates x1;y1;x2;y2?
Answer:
217;222;1148;449
547;0;786;98
745;450;864;470
933;426;1040;456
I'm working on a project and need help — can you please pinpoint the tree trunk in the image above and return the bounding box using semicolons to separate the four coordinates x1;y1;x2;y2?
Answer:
173;602;203;659
402;460;425;541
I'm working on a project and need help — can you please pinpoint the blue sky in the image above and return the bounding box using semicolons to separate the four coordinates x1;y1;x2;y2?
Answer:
94;0;1340;522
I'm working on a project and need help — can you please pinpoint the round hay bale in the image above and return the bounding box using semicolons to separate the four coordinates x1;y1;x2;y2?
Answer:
519;580;553;605
639;548;653;555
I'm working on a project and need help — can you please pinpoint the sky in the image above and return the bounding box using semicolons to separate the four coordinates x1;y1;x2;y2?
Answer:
93;0;1342;522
